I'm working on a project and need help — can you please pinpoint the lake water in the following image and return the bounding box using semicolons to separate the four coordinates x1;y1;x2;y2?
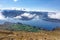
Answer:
0;17;60;30
14;18;60;30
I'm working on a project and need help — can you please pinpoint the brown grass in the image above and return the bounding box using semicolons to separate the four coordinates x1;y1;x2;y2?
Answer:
0;30;60;40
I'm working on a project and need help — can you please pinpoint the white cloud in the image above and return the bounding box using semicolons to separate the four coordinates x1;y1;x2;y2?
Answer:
32;15;40;20
21;13;36;18
0;12;5;20
48;12;60;19
14;15;22;19
13;0;18;2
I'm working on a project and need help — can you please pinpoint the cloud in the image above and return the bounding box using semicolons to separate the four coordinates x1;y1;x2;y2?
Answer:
0;12;5;20
13;0;18;2
21;13;36;18
32;15;40;20
13;13;40;20
48;12;60;19
14;15;22;19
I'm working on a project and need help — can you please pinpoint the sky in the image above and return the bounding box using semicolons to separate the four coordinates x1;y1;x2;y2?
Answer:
0;0;60;12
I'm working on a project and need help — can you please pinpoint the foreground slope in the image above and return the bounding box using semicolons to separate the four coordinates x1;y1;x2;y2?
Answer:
0;30;60;40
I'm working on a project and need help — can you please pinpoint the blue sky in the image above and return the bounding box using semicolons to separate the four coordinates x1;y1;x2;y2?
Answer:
0;0;60;12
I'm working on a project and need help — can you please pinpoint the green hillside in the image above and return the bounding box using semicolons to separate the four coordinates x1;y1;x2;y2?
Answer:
10;23;40;32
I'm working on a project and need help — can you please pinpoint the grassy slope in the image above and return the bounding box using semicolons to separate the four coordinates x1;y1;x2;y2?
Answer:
11;24;40;32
